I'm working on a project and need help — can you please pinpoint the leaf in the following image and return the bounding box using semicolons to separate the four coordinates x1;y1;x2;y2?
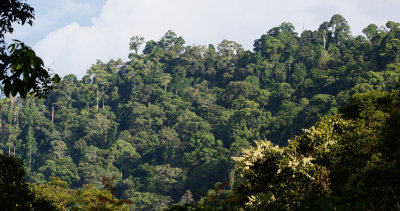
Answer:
11;83;18;97
53;74;61;83
4;81;10;96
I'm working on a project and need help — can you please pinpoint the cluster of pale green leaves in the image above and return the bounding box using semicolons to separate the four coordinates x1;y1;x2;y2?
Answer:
31;177;131;210
233;139;321;210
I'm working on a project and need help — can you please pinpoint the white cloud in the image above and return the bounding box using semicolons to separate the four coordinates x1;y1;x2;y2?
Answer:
38;0;88;20
33;0;400;78
8;0;102;45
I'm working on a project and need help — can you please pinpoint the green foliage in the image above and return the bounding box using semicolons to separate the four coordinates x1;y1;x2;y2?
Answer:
0;0;59;98
0;154;55;210
129;191;172;210
1;41;59;98
0;0;34;41
232;90;400;210
1;13;400;210
31;177;132;210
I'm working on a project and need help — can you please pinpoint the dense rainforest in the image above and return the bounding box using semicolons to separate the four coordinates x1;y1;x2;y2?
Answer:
1;13;400;210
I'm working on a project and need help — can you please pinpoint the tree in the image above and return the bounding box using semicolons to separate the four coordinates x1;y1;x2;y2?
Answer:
0;154;55;209
129;191;172;210
159;30;185;55
31;177;132;210
318;21;331;50
38;156;80;186
222;81;259;106
152;165;186;195
232;90;400;210
158;127;181;162
363;24;378;41
109;139;140;178
329;14;351;46
386;20;400;32
0;0;59;98
78;146;119;188
0;0;34;48
30;177;74;209
217;40;243;81
129;35;145;55
85;107;118;145
382;38;400;63
87;60;114;109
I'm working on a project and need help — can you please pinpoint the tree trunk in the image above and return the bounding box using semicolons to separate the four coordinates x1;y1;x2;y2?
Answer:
29;144;32;169
96;86;99;111
229;168;235;187
51;105;54;122
0;108;2;133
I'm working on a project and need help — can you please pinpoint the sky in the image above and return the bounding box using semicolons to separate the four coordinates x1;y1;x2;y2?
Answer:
8;0;400;78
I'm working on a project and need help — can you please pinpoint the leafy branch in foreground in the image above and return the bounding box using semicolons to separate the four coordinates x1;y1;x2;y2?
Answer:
0;0;59;98
0;40;60;98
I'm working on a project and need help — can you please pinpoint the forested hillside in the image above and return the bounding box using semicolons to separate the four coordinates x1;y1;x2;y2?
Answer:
1;14;400;209
188;90;400;210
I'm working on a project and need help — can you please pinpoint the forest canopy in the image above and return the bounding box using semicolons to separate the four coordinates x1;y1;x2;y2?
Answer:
1;11;400;210
231;90;400;210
